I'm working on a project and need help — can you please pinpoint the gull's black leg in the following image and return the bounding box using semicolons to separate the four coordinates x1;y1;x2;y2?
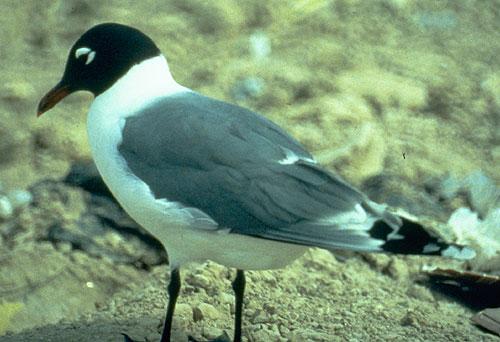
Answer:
232;269;245;342
160;268;181;342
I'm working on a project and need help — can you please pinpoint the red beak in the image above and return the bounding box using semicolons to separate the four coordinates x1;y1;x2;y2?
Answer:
37;82;71;117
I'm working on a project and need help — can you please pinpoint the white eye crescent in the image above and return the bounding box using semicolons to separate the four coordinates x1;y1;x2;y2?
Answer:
75;47;96;65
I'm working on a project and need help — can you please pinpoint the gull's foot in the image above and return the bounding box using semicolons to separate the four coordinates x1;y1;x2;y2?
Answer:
188;331;231;342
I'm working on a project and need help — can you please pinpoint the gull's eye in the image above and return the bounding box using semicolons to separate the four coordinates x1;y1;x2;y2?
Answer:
75;47;96;65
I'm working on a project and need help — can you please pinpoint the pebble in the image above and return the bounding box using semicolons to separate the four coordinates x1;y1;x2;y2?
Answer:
437;174;462;200
219;292;233;304
406;285;434;302
427;171;498;218
187;274;212;289
447;207;480;238
448;207;500;259
54;241;73;253
252;310;271;324
288;329;331;341
251;326;282;341
193;303;222;322
400;310;420;327
231;77;265;101
415;10;457;30
464;170;499;217
249;30;271;60
481;208;500;256
385;258;409;280
0;195;14;220
202;327;225;340
0;183;34;218
7;190;33;209
175;303;193;320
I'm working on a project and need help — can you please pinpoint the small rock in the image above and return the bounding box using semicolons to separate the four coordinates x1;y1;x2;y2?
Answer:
438;174;462;200
400;310;420;327
415;10;457;30
385;258;409;280
407;285;434;302
288;329;331;341
362;253;391;272
279;325;290;336
54;241;73;253
303;248;336;271
445;206;500;262
193;303;222;322
448;207;480;238
202;327;225;340
251;310;270;324
188;274;212;289
446;207;489;258
251;326;282;341
219;292;233;304
464;171;499;217
7;190;33;209
480;208;500;259
249;30;271;60
231;77;265;101
0;196;14;220
175;303;193;320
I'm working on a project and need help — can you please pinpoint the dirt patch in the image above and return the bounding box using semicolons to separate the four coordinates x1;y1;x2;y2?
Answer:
0;1;498;341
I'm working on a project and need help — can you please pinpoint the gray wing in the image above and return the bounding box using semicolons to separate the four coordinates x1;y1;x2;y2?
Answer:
119;91;400;252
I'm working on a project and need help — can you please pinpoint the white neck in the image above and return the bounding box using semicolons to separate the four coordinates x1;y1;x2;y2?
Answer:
89;54;189;120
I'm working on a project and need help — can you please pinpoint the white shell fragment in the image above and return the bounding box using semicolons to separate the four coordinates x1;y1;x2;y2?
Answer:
0;195;13;220
7;190;33;209
464;170;500;218
448;207;500;259
249;31;271;60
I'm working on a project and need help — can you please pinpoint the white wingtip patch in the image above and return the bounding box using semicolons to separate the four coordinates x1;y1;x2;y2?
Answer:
278;147;316;165
422;243;441;253
441;245;476;260
318;203;374;231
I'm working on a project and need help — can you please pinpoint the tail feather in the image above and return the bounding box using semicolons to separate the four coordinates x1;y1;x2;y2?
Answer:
371;216;475;260
254;189;475;260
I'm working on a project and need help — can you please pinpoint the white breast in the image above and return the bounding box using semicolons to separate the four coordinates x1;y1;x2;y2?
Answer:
86;55;307;270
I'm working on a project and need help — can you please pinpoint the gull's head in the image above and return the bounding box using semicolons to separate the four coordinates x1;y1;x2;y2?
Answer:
37;23;161;116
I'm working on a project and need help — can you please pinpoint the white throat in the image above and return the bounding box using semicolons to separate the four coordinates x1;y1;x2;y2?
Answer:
86;54;189;211
89;54;188;120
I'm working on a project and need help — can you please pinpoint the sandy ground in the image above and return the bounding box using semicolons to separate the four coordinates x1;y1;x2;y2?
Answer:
0;0;499;341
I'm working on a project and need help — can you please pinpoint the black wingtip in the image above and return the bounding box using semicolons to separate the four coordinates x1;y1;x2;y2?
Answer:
374;217;476;260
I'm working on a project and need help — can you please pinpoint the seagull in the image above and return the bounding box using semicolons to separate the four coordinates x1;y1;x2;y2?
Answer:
37;23;474;342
